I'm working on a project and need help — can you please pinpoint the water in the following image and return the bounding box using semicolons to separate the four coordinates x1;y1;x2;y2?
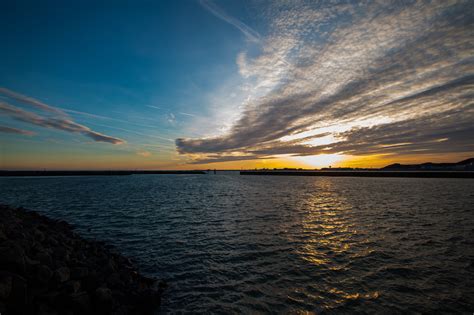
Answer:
1;174;473;313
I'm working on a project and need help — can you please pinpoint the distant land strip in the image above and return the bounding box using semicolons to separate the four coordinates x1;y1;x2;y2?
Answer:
240;170;474;178
0;170;206;176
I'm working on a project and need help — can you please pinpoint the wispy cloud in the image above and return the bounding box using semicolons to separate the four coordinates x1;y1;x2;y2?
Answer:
0;89;125;144
178;0;474;163
0;88;65;115
166;113;176;124
178;112;196;117
199;0;261;43
146;105;162;110
0;125;35;136
137;150;152;157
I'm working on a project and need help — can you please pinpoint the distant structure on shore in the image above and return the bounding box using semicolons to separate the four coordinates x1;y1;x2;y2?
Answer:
381;158;474;171
241;158;474;178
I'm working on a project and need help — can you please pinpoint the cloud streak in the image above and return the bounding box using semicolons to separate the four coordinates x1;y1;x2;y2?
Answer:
177;0;474;163
0;89;125;144
0;125;35;136
199;0;261;43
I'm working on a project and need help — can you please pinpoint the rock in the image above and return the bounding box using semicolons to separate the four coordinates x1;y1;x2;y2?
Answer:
0;240;26;274
106;258;117;273
37;290;60;306
106;272;123;289
63;280;81;294
52;246;70;262
82;272;100;292
34;228;46;242
25;256;40;273
0;229;7;241
36;251;53;266
1;271;27;313
37;265;53;283
94;287;114;313
70;267;88;280
134;288;161;313
0;206;165;314
54;267;70;283
0;272;13;299
68;292;90;312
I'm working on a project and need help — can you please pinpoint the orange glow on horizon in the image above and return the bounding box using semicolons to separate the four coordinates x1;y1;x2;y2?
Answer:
2;151;473;170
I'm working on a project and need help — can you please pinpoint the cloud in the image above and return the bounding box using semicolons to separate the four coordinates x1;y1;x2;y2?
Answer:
199;0;261;43
177;0;474;163
137;150;152;157
0;88;65;115
178;112;196;117
0;125;35;136
0;89;125;144
146;105;162;110
166;113;176;124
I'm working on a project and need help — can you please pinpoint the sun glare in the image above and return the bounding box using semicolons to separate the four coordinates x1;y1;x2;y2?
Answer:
291;154;347;168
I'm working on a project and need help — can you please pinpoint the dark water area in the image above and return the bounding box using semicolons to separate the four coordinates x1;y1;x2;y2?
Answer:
1;174;473;313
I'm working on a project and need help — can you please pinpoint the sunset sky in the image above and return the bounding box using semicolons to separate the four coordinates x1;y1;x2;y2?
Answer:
1;0;473;170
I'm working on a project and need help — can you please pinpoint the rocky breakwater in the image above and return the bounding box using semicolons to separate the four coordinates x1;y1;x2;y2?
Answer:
0;205;166;314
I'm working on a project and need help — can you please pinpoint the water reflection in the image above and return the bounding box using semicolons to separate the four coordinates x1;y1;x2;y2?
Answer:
291;178;379;311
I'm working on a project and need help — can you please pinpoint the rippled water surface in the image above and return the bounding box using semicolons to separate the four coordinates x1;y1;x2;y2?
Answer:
1;174;474;313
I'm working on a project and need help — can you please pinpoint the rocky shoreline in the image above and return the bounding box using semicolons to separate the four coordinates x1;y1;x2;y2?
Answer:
0;205;166;314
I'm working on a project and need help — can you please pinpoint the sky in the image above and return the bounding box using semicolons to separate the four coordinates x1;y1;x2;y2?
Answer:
1;0;473;170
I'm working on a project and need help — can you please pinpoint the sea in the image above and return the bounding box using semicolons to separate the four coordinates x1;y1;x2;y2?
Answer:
1;174;473;314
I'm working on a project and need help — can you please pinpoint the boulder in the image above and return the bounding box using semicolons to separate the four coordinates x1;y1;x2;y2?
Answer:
63;280;81;294
36;251;53;266
0;240;26;274
94;287;114;313
0;272;13;299
37;265;53;283
70;267;88;280
1;271;27;313
54;267;70;283
106;272;123;289
68;291;90;312
34;228;46;242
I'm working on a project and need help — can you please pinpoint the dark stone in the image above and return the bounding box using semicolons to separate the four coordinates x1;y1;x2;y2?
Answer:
94;287;114;313
25;256;40;273
70;267;88;280
0;272;13;299
34;228;46;242
0;229;7;241
37;290;60;306
1;271;27;313
68;292;90;312
64;280;81;294
37;264;53;283
36;251;53;266
0;240;26;274
53;246;70;262
106;272;123;289
54;267;70;283
82;272;100;292
134;288;161;313
0;206;165;314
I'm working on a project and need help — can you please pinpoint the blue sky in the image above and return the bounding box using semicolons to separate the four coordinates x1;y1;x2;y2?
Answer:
1;0;473;169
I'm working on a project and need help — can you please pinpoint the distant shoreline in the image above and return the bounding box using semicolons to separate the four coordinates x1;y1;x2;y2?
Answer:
1;170;473;178
0;170;206;177
240;170;474;178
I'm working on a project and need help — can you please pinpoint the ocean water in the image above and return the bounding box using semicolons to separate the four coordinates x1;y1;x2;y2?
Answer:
1;174;473;314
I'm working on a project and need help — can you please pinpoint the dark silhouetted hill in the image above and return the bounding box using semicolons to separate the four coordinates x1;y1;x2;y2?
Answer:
382;158;474;171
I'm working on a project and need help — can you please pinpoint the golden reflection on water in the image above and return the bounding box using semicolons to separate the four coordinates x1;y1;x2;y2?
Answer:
293;178;379;309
